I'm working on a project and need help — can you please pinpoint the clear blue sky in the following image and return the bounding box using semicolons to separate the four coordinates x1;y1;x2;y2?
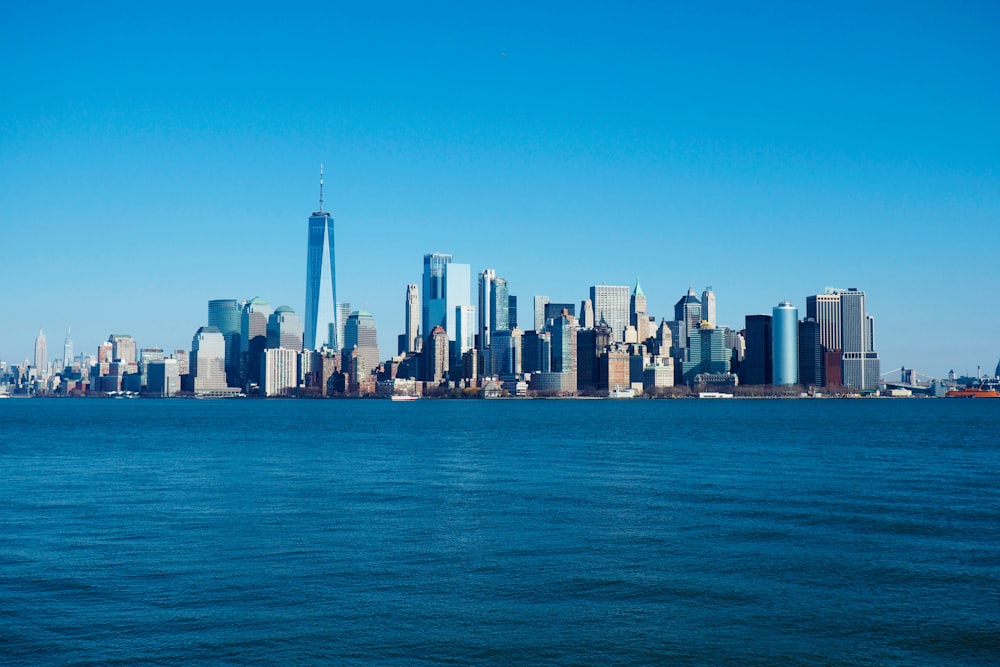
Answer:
2;1;998;378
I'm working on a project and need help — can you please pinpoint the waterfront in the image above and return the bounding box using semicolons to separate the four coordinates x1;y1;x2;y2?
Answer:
1;399;998;665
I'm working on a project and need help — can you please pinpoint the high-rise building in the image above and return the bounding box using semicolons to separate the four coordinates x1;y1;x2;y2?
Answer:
798;318;823;387
262;348;298;397
422;252;453;337
579;299;594;330
404;284;420;353
342;310;380;380
62;328;73;373
490;328;522;377
109;334;136;364
533;296;550;332
208;299;242;384
266;306;304;351
630;279;650;341
444;262;471;344
192;326;229;394
507;295;517;330
492;277;510;333
840;288;880;392
336;302;351;353
139;347;164;390
550;311;577;391
701;287;717;328
771;301;798;386
680;325;730;386
478;269;497;349
590;285;630;342
806;290;844;352
304;166;338;351
34;328;47;380
673;287;702;345
147;358;180;397
240;297;272;389
743;314;773;385
425;325;449;383
522;330;552;374
454;304;476;373
544;303;575;328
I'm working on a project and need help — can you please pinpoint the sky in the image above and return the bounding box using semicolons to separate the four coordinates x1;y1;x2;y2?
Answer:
2;1;998;378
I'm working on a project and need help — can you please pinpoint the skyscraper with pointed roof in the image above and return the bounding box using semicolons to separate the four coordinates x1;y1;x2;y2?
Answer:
304;165;338;351
34;328;47;380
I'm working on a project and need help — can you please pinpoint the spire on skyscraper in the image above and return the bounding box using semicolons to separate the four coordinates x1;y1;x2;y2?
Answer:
319;163;325;214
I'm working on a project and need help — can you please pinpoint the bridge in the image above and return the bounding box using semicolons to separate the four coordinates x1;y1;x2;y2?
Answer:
880;367;943;396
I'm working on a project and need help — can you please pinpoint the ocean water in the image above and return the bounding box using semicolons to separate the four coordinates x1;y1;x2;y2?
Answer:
1;398;998;666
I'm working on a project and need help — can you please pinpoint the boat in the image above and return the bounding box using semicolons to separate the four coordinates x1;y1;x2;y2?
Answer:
609;385;635;399
946;379;1000;398
390;394;419;402
698;391;734;399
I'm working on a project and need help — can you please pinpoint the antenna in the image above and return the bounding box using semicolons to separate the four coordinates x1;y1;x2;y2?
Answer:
319;164;325;213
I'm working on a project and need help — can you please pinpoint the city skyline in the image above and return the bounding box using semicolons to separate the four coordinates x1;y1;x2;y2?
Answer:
2;3;998;377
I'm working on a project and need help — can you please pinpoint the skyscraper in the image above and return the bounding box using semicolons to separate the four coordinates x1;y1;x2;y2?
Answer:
798;318;823;387
62;328;73;371
422;252;453;338
240;297;272;389
478;269;497;349
806;290;844;352
404;284;420;353
342;310;380;379
208;298;242;385
590;285;630;342
771;301;799;386
444;261;471;343
108;334;136;364
701;287;716;328
533;296;550;332
34;328;47;380
840;288;880;392
743;314;773;385
304;166;338;351
191;326;229;393
492;277;510;333
266;306;304;351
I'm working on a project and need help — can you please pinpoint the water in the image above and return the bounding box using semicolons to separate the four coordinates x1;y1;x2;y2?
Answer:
1;398;998;665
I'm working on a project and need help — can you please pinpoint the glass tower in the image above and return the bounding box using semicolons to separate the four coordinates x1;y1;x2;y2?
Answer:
771;301;799;386
304;167;338;351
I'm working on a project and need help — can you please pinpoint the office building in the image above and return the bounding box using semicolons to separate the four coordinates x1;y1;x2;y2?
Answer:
771;301;798;386
34;328;47;380
240;297;272;389
590;285;630;342
806;290;844;352
630;279;650;342
478;269;497;349
798;318;823;387
139;347;164;389
521;330;551;374
109;334;136;364
62;329;73;373
422;252;452;337
425;325;449;383
490;328;522;377
266;306;304;351
342;310;380;380
840;288;880;392
680;325;731;386
454;304;476;374
192;326;230;393
533;296;550;332
701;287;716;328
549;311;577;392
304;167;338;351
404;284;420;353
208;299;242;384
146;358;180;397
743;314;773;385
507;295;517;330
262;348;298;397
673;287;702;346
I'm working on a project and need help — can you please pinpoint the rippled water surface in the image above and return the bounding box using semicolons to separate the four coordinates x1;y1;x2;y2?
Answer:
2;398;998;665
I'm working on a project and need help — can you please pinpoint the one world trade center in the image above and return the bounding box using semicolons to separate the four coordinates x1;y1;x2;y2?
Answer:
304;166;338;351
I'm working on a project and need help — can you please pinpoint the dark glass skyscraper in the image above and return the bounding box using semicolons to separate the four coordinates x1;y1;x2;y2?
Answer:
304;167;338;351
